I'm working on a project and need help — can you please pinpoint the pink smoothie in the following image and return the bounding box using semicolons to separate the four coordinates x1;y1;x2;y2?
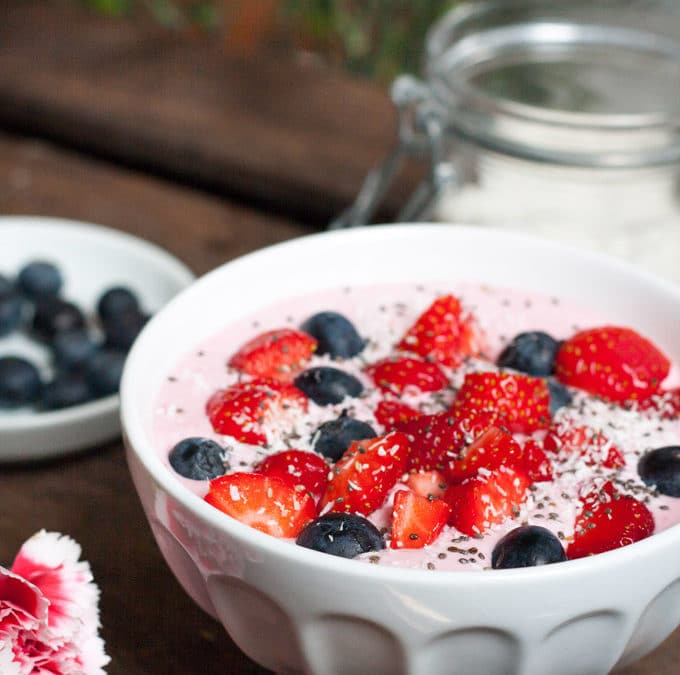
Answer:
151;282;680;570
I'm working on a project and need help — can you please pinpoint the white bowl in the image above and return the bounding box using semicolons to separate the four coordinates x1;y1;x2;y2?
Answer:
0;216;194;462
122;224;680;675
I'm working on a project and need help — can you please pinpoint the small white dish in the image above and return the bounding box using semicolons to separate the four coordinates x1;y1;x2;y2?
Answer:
0;216;194;462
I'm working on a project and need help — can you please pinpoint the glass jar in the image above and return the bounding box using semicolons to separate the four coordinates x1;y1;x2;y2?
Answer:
333;0;680;283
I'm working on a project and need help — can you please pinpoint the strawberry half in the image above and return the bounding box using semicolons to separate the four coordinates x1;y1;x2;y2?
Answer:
444;467;530;537
444;426;526;484
228;328;317;382
543;422;625;469
396;295;484;368
522;438;554;483
555;326;670;403
567;481;655;559
631;387;680;419
319;432;410;516
206;378;308;445
406;469;448;499
454;371;551;433
374;399;422;430
390;489;451;549
256;449;329;500
205;472;317;538
365;356;448;395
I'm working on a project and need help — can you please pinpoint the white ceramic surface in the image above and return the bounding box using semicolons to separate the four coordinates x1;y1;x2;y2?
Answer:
0;216;194;462
122;224;680;675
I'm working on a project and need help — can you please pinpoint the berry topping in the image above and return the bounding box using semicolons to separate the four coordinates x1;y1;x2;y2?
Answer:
555;326;670;403
521;439;554;483
0;292;22;337
256;449;329;499
294;366;363;406
374;400;421;429
0;356;43;408
206;378;308;446
31;298;86;342
632;388;680;419
567;481;655;559
0;274;12;296
543;422;625;469
444;467;530;537
39;374;93;411
320;432;410;516
97;286;140;321
52;330;98;371
546;378;572;415
390;489;451;549
17;260;63;299
497;331;560;376
296;512;384;558
300;311;364;359
169;437;227;480
406;470;448;499
637;446;680;497
229;328;317;382
396;294;483;368
205;473;316;538
454;371;551;434
491;525;567;569
85;349;127;397
365;356;448;395
311;412;376;462
103;310;148;352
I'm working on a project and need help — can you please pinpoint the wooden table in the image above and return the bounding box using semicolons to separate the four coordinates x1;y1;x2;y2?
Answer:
0;3;677;673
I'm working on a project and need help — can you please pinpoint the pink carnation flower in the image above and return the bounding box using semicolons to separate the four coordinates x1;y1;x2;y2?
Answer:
0;531;110;674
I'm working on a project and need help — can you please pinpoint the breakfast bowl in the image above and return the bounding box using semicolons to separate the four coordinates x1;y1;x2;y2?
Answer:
121;224;680;675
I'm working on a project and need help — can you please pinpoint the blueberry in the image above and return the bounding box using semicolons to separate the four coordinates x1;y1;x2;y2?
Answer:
31;298;85;342
638;446;680;497
0;292;23;337
17;261;63;299
86;349;127;396
546;378;572;415
312;412;376;461
0;274;12;296
97;286;140;322
103;310;148;352
169;437;227;480
491;525;567;569
497;332;560;376
300;311;365;359
0;356;42;408
294;367;363;405
52;330;98;371
39;374;94;411
296;512;384;558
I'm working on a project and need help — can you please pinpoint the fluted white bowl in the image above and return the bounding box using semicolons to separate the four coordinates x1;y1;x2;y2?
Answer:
122;224;680;675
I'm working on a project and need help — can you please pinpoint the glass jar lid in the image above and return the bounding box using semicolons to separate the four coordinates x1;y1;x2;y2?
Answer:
425;0;680;167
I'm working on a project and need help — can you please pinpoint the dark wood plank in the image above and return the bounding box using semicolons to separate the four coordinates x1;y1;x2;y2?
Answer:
0;1;417;224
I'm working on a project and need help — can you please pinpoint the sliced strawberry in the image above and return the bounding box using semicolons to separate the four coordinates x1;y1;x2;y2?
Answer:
228;328;317;382
205;472;317;538
444;467;530;537
522;438;554;482
397;407;501;472
406;469;448;499
374;399;422;429
555;326;670;403
390;489;451;549
631;387;680;419
444;426;525;484
365;356;448;395
256;449;329;499
319;432;410;516
454;371;551;433
567;481;655;559
543;422;625;469
206;378;308;446
396;295;484;368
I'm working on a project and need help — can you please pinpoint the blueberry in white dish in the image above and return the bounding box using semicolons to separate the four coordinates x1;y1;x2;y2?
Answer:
491;525;567;569
169;437;227;480
97;286;140;322
0;292;23;337
312;411;376;461
638;446;680;497
31;297;86;342
52;330;99;371
0;356;43;408
17;260;63;299
86;349;127;397
296;512;384;558
497;331;560;376
103;310;148;352
300;311;364;359
294;367;363;405
40;374;94;411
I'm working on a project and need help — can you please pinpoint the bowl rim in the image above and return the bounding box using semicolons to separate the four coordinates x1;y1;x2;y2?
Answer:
121;222;680;584
0;215;195;434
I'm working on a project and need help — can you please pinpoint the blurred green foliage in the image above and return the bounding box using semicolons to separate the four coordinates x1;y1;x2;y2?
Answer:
78;0;459;81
